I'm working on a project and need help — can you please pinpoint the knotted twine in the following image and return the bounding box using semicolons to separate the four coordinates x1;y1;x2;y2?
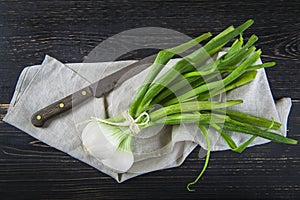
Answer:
89;110;150;134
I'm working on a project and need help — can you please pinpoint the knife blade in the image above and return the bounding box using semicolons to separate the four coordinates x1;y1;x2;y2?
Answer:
31;54;157;127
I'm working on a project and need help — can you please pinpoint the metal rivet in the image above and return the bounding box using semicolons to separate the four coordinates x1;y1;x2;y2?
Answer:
83;145;88;152
81;90;87;96
36;115;42;120
59;103;64;108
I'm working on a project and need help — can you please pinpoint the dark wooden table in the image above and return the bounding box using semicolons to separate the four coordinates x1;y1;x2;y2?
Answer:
0;0;299;199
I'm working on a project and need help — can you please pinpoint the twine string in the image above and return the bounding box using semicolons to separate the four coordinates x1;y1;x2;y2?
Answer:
77;110;150;134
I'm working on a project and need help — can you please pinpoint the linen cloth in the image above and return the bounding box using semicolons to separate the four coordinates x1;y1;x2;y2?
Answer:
3;53;292;182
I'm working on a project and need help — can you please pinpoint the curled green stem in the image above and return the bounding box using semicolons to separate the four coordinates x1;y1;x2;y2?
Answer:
187;125;211;192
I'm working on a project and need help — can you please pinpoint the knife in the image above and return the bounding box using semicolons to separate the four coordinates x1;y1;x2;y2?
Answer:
31;54;157;127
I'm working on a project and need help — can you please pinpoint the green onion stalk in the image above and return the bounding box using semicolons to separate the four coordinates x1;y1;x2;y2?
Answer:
80;20;297;191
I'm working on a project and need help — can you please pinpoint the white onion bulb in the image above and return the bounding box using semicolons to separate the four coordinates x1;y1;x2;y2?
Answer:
81;121;134;173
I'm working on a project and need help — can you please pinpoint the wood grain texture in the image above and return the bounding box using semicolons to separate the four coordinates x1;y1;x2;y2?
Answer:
0;0;299;199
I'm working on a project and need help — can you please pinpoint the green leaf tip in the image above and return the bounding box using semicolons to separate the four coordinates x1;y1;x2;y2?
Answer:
245;19;254;25
186;126;211;192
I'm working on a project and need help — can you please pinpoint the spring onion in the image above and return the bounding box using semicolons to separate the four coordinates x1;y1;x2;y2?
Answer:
81;19;297;190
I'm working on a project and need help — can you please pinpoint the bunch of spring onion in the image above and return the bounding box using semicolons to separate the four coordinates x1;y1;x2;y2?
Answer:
81;19;297;191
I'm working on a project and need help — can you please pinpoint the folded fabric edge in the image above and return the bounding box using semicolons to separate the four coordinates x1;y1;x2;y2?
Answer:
5;54;66;114
4;67;29;115
275;97;292;137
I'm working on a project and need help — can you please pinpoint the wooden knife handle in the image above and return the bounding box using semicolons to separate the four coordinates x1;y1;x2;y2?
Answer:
31;87;93;127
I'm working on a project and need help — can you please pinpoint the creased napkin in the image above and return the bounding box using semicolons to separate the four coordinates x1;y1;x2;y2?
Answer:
3;53;292;182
